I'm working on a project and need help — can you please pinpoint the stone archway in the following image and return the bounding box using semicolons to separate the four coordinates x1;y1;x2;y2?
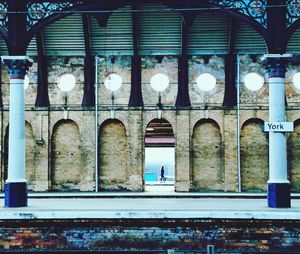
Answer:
51;119;83;191
191;119;223;191
99;119;128;191
25;121;37;191
240;119;268;192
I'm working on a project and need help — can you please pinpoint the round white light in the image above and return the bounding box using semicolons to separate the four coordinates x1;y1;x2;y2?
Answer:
244;72;264;91
57;74;76;92
104;73;122;92
196;73;216;92
24;75;29;90
150;73;169;92
292;72;300;90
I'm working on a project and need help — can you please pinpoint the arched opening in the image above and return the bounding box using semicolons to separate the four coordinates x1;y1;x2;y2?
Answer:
51;119;83;191
3;122;37;191
288;119;300;192
99;119;128;191
144;118;175;192
240;119;268;192
25;121;37;191
191;119;223;192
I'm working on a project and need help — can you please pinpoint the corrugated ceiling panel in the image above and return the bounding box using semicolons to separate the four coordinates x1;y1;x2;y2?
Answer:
235;21;267;53
287;28;300;53
27;36;37;56
138;4;181;55
187;12;229;55
43;14;85;56
91;6;133;55
20;8;269;57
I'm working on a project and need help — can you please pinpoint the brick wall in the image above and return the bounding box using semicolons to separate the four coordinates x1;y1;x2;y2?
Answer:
191;119;223;191
1;55;300;192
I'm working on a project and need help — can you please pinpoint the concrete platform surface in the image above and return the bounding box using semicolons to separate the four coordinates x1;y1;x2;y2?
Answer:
0;197;300;220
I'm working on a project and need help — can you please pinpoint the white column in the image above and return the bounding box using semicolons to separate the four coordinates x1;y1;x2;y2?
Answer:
265;55;291;208
7;78;26;182
268;77;289;183
2;56;32;207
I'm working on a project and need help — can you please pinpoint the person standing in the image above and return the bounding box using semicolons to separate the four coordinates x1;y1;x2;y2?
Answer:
160;166;165;182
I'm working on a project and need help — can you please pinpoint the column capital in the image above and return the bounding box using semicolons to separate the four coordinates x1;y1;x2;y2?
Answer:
263;54;292;78
264;57;287;78
1;56;33;79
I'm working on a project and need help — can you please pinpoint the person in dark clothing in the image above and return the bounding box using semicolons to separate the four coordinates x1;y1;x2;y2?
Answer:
160;166;165;182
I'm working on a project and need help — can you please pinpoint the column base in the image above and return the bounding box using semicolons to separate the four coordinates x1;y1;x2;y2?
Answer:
4;182;28;207
268;183;290;208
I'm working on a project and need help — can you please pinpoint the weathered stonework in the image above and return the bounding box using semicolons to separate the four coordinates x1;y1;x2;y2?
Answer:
142;56;177;106
175;110;190;192
239;55;268;106
98;56;131;106
288;121;300;192
223;112;238;192
127;110;144;191
191;119;223;191
240;119;268;192
51;119;83;191
0;54;299;193
99;119;129;191
189;55;225;105
48;57;84;106
286;63;300;105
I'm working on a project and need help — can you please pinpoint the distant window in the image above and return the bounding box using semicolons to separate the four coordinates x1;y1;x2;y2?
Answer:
57;74;76;92
196;73;216;92
244;72;264;91
150;73;169;92
24;75;29;90
293;72;300;90
104;73;123;92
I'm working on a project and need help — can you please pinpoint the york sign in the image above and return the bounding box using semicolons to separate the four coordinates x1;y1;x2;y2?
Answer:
264;122;294;132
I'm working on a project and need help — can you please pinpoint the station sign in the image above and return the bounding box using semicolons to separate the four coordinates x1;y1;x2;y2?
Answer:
264;122;294;132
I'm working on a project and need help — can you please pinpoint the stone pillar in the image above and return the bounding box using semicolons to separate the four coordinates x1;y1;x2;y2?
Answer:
128;110;144;191
80;111;96;191
175;110;190;191
265;56;290;208
223;111;238;192
2;56;32;207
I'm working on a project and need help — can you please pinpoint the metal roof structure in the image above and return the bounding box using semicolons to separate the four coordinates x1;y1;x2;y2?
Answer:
0;0;299;54
0;0;300;108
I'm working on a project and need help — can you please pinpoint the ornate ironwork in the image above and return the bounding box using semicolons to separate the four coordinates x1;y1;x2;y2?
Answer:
209;0;267;28
0;2;8;32
27;2;83;30
287;0;300;27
